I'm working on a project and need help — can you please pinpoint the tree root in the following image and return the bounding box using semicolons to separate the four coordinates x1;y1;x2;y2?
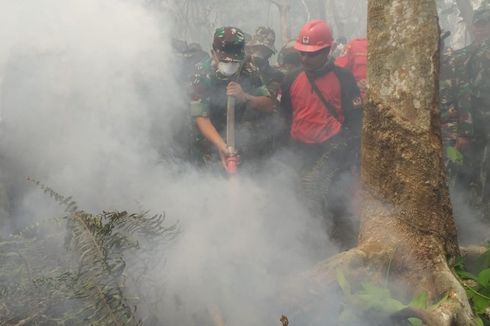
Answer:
390;307;439;325
389;272;473;325
304;247;476;326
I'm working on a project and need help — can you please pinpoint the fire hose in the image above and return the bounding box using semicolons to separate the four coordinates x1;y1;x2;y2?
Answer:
225;95;238;174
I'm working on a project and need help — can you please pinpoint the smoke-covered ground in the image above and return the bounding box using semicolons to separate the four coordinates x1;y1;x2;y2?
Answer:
2;1;488;325
0;1;341;325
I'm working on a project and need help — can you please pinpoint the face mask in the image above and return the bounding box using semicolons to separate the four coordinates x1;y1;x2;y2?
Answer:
217;61;240;77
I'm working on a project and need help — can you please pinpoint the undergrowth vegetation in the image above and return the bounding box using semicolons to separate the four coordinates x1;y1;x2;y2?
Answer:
455;244;490;326
335;270;437;326
335;244;490;326
0;180;177;325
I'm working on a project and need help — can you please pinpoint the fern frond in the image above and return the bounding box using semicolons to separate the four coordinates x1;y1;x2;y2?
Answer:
15;179;177;325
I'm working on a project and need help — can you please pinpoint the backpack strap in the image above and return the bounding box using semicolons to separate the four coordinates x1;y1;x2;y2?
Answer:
305;72;341;123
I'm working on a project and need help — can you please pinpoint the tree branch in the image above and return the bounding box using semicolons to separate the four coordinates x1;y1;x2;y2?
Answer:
300;0;311;21
268;0;281;7
455;0;474;28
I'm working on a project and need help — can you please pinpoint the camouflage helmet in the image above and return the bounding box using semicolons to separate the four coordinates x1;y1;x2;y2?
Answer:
212;26;246;62
473;5;490;24
247;26;277;54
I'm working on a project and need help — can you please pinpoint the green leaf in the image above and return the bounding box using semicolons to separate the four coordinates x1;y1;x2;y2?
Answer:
475;316;484;326
467;289;490;313
409;292;428;309
458;270;478;281
359;282;391;298
477;268;490;287
477;247;490;270
380;297;406;313
337;309;361;324
408;317;423;326
336;269;351;296
447;146;464;165
431;293;448;309
356;283;406;313
454;256;465;271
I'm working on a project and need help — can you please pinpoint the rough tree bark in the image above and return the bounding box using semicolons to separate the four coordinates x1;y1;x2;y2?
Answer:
304;0;477;324
359;0;474;323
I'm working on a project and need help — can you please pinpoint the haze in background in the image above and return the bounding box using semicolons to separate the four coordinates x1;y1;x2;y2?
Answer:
0;1;337;324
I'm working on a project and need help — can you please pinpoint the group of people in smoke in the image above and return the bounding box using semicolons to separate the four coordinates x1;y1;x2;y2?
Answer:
171;19;367;248
172;1;490;247
440;3;490;231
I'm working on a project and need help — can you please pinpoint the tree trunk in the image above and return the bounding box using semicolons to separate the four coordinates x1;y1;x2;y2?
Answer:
296;0;477;324
359;1;474;323
363;0;457;273
359;0;468;316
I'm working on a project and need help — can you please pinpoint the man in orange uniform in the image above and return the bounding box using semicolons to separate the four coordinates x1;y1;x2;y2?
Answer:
281;20;362;247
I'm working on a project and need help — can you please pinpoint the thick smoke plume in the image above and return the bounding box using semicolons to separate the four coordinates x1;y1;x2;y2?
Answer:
0;1;338;324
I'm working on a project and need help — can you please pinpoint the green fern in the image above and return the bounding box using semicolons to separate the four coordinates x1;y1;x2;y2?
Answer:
455;245;490;325
0;179;176;325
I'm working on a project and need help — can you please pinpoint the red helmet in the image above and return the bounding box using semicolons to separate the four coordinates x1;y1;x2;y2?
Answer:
294;20;333;52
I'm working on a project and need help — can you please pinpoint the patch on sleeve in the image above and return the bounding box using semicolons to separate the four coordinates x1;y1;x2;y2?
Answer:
190;100;209;117
252;85;271;97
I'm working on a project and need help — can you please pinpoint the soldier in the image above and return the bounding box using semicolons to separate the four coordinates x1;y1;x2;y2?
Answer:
464;5;490;212
170;40;210;162
246;27;284;100
190;27;274;169
441;4;490;220
277;40;301;75
240;27;285;161
439;43;471;184
172;40;210;93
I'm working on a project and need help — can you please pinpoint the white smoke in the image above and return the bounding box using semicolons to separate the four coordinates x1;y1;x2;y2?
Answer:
0;1;338;324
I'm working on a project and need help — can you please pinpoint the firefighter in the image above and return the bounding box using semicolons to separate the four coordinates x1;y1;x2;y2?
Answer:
280;20;362;247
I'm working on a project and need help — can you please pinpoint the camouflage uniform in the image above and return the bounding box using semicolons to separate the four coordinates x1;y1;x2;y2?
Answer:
276;40;301;75
246;27;284;101
440;6;490;219
462;39;490;207
242;27;285;160
190;27;271;165
172;39;210;94
440;47;473;167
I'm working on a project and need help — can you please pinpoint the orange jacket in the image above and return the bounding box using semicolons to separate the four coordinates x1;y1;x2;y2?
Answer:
335;38;367;96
